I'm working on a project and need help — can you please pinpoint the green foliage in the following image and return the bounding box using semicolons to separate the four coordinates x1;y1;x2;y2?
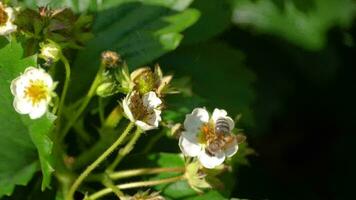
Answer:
159;42;255;126
183;0;232;44
231;0;356;50
0;39;54;196
68;0;200;100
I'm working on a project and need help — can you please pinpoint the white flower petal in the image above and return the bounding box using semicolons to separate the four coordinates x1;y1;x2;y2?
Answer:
122;94;135;122
41;71;54;88
184;108;209;132
12;76;28;97
198;150;225;169
10;76;21;95
142;91;162;109
224;139;238;158
29;101;47;119
211;108;227;123
13;98;33;114
223;116;235;131
135;120;156;131
179;133;202;157
5;7;15;21
145;109;161;128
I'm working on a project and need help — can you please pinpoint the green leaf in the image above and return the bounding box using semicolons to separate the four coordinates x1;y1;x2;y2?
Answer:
159;41;255;126
147;153;197;199
231;0;356;50
68;0;200;100
183;0;232;45
0;39;54;196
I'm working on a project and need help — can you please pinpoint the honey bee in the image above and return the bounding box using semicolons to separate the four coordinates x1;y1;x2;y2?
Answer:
205;118;236;156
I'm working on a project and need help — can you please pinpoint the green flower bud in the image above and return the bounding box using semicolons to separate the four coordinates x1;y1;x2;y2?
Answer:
184;161;212;193
39;40;61;63
96;82;118;97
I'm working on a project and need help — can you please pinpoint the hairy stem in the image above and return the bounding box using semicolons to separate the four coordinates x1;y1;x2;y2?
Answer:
72;106;124;170
107;128;143;172
66;122;134;200
56;55;71;132
87;167;185;182
102;175;124;199
98;97;105;124
87;176;185;200
60;63;105;140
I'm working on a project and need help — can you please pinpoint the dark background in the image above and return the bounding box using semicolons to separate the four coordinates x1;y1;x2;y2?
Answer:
226;21;356;200
158;2;356;198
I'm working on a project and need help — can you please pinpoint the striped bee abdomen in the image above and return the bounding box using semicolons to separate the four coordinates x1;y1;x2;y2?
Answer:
215;117;230;135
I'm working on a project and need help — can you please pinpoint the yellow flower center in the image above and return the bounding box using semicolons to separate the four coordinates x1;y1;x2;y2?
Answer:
0;5;8;26
199;122;217;144
24;80;49;105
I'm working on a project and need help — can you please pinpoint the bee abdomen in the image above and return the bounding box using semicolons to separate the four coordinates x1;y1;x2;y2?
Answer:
215;118;230;134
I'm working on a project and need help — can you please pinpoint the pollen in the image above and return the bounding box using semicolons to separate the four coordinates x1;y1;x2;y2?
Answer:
199;122;217;144
24;80;49;105
0;5;8;26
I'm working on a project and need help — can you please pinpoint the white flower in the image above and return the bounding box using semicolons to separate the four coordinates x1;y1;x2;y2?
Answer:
0;2;17;35
123;91;162;131
179;108;238;169
10;67;55;119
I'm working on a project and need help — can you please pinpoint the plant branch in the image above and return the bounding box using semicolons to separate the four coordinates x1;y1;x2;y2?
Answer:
56;55;71;131
101;174;124;199
66;122;134;200
107;128;143;172
60;63;105;140
87;175;185;200
87;167;185;182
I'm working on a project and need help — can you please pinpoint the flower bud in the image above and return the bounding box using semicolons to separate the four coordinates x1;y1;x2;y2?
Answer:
132;68;156;95
184;161;211;193
101;51;121;68
39;40;61;63
96;82;118;97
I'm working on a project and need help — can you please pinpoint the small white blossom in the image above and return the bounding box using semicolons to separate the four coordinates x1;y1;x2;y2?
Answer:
10;67;55;119
179;108;238;169
0;2;17;35
123;91;162;131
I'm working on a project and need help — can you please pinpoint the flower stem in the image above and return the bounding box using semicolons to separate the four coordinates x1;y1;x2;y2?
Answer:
60;63;105;140
66;122;134;200
56;55;71;131
107;128;143;172
98;97;105;124
87;167;185;182
110;167;184;180
87;175;185;200
101;174;124;199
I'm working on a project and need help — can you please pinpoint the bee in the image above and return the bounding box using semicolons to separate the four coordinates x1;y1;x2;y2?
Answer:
215;117;231;135
205;117;236;156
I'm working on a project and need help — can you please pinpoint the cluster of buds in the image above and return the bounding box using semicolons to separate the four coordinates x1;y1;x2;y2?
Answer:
15;6;93;48
97;51;174;131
